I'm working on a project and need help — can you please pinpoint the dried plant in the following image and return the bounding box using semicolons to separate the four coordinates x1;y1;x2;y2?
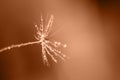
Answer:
0;14;67;65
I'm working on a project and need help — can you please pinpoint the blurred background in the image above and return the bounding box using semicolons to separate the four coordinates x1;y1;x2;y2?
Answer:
0;0;120;80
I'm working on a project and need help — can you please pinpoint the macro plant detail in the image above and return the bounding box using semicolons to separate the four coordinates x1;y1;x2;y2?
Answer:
0;14;67;65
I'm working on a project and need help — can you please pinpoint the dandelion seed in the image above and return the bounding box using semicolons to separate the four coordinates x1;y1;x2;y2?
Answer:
0;14;67;65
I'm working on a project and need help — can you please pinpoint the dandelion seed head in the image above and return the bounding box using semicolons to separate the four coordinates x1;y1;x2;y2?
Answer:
0;14;67;66
34;14;67;65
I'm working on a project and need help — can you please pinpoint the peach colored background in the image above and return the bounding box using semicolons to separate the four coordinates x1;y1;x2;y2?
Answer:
0;0;120;80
